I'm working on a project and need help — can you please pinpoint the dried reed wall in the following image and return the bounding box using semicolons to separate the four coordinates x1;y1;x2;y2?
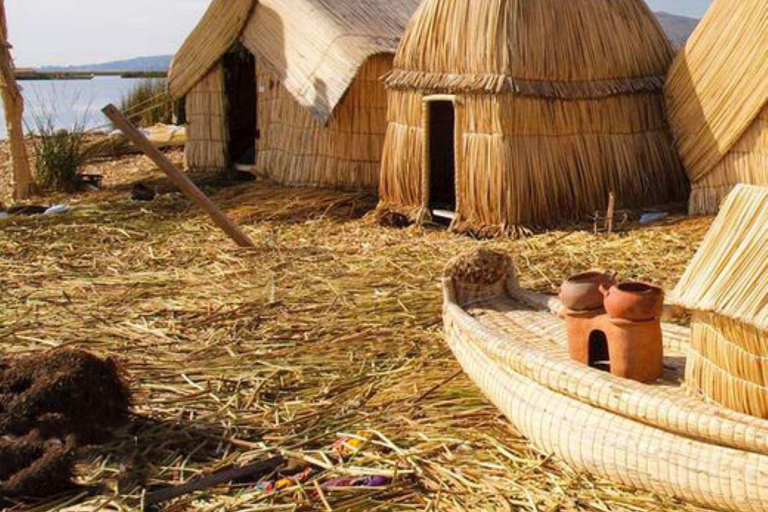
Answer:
689;105;768;214
254;55;391;191
380;88;687;228
185;65;228;172
687;312;768;418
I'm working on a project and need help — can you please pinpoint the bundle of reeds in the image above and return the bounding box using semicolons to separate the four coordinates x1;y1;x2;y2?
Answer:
670;184;768;417
665;0;767;214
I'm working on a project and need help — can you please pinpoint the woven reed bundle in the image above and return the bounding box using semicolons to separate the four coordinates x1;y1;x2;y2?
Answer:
670;185;768;417
665;0;768;213
379;0;687;231
442;250;768;511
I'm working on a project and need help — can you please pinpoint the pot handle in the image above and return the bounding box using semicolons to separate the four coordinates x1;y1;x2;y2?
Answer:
599;283;612;297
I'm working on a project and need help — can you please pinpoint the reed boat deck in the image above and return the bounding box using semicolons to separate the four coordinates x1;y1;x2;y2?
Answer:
465;293;689;389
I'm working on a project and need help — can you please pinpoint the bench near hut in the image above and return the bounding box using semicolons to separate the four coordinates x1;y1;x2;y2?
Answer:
168;0;421;192
378;0;689;231
665;0;767;215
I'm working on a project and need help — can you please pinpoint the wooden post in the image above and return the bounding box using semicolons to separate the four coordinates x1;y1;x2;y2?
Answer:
605;192;616;234
102;104;255;248
0;0;34;200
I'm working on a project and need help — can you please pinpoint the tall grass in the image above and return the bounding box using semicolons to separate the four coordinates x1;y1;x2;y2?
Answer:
119;79;175;127
26;88;90;192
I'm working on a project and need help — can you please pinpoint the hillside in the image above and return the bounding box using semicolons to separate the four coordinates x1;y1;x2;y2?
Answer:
656;11;700;47
40;55;173;73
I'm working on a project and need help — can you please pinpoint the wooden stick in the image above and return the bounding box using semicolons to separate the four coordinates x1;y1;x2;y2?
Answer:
605;192;616;234
102;104;255;248
144;455;285;507
0;0;34;200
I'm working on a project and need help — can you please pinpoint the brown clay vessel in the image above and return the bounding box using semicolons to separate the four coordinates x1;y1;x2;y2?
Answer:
559;272;615;311
601;282;664;321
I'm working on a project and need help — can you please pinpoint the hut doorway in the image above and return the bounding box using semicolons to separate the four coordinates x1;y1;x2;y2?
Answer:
223;45;258;168
426;99;457;219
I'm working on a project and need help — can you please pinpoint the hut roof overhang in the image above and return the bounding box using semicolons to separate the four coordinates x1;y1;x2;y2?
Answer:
384;0;676;99
669;184;768;332
169;0;421;123
665;0;768;184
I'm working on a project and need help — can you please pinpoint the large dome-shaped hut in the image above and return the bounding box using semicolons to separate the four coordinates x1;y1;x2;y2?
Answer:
665;0;767;215
379;0;688;231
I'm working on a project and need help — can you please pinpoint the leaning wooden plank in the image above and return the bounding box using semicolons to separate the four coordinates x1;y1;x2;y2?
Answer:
102;104;255;248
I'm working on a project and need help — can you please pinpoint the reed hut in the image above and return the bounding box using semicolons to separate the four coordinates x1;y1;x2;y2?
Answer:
670;184;768;418
168;0;420;191
665;0;767;215
379;0;689;231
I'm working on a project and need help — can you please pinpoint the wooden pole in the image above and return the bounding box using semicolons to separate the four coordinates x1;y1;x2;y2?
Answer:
102;104;255;248
0;0;34;200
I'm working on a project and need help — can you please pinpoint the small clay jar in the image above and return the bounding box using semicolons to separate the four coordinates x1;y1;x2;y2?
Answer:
560;272;616;311
601;282;664;321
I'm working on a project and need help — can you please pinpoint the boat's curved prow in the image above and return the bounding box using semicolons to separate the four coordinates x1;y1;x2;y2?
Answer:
442;249;768;512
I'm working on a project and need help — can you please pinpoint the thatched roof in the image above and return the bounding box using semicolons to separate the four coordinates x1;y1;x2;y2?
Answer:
384;0;676;99
169;0;421;122
670;185;768;332
665;0;768;184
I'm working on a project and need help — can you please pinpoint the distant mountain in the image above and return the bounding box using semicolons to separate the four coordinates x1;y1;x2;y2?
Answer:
655;11;700;47
40;55;173;73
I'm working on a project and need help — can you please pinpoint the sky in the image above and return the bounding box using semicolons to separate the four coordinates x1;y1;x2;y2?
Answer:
10;0;712;68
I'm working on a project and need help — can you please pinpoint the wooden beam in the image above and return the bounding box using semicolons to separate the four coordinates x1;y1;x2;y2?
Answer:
0;0;34;200
102;104;255;248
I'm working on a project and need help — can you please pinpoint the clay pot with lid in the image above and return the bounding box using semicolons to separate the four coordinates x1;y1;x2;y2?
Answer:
559;272;616;311
601;282;664;321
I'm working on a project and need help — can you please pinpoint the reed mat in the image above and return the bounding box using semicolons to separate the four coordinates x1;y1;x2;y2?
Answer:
0;150;714;511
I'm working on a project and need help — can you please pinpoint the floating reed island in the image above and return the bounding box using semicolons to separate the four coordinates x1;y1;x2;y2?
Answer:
169;0;421;191
379;0;689;232
441;184;768;512
665;0;768;215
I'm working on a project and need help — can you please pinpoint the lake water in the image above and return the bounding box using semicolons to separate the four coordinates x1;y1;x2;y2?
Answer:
1;77;163;138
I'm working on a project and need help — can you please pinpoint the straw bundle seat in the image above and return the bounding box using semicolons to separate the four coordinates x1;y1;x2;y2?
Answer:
168;0;421;191
669;185;768;418
379;0;689;231
665;0;768;215
442;247;768;512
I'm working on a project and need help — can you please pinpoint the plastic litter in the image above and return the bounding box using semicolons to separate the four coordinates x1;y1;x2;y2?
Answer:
640;212;669;225
43;204;70;216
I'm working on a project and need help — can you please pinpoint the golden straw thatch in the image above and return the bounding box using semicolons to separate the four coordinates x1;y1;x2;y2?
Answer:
670;184;768;418
665;0;768;215
380;0;689;232
169;0;420;191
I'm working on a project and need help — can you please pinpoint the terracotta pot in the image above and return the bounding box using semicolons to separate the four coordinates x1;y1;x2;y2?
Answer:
601;282;664;321
559;272;615;311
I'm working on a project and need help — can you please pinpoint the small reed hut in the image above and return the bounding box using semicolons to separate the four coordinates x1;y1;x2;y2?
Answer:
168;0;420;191
665;0;767;215
670;185;768;418
379;0;689;231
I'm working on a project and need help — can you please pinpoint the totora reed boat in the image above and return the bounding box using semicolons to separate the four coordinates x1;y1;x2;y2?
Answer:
442;247;768;512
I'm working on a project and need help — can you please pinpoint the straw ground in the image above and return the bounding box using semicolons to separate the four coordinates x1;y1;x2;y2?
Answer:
0;148;714;511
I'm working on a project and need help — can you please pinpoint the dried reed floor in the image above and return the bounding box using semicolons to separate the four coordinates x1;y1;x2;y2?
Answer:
0;153;715;511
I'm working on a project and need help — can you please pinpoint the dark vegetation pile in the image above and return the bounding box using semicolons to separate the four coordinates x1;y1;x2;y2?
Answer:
0;349;131;499
444;247;516;284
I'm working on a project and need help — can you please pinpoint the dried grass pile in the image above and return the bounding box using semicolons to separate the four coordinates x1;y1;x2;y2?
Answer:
0;349;130;499
444;248;514;285
0;162;716;511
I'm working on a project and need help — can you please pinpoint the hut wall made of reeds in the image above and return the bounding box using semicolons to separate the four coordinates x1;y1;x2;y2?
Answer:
665;0;768;215
254;55;391;191
380;0;689;231
169;0;421;191
670;184;768;418
185;64;228;171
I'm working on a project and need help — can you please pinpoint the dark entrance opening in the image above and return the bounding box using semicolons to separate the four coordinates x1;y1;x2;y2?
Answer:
588;331;610;372
428;101;457;218
223;44;257;167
